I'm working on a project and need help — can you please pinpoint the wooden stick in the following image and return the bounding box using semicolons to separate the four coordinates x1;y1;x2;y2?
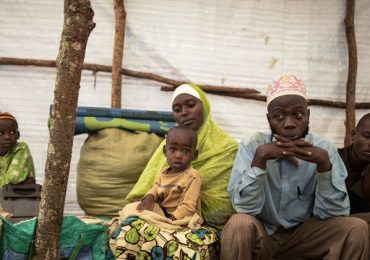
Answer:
161;83;259;94
2;57;369;109
344;0;357;146
162;86;370;109
0;57;259;94
111;0;126;108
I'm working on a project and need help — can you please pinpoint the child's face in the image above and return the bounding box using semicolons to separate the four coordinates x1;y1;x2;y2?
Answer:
163;130;197;173
0;119;19;156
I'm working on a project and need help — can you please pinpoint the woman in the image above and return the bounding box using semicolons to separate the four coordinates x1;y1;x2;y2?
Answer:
127;83;238;226
111;83;238;259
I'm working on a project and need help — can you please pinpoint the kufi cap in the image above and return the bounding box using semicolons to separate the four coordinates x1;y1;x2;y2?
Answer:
172;83;201;104
0;112;17;124
266;75;307;105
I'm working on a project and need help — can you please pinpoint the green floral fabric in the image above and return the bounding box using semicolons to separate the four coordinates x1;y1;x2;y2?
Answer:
109;216;218;260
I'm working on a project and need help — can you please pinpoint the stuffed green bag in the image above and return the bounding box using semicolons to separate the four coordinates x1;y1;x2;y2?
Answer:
0;215;111;259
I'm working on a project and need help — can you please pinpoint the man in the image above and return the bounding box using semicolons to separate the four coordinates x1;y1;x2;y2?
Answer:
221;75;368;260
338;113;370;214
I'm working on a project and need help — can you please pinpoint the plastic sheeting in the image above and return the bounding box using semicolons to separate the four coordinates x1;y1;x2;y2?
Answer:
1;0;369;215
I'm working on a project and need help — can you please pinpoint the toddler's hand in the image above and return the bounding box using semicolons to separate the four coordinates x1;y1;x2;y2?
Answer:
136;194;155;212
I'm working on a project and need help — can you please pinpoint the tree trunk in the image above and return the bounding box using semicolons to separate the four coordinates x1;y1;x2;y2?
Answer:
111;0;126;108
344;0;357;146
34;1;95;259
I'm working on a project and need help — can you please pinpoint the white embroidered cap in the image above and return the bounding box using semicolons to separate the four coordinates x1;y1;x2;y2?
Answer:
266;75;307;105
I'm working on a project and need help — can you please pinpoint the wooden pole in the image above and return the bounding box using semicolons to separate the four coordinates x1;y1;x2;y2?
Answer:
1;57;369;109
344;0;357;146
161;87;370;109
111;0;126;108
0;57;260;94
34;1;95;258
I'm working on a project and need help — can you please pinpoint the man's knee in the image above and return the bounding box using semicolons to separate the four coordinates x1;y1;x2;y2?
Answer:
223;213;256;234
343;217;368;232
347;217;368;238
221;214;259;260
337;217;369;247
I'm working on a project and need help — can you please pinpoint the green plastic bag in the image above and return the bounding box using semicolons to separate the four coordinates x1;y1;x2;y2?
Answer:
0;215;110;259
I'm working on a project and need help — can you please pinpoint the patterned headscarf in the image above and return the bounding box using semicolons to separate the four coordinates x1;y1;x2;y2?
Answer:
266;75;307;105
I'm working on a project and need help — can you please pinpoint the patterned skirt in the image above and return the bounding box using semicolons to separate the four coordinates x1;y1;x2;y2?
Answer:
109;216;220;260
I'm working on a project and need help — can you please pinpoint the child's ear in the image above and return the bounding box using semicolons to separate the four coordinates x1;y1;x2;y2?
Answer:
16;131;20;140
192;150;198;161
162;145;166;155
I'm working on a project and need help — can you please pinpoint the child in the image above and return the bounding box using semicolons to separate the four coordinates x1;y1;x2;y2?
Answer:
0;112;35;187
136;126;203;223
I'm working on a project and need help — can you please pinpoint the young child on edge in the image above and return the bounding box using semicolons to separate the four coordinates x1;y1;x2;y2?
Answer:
0;112;35;187
136;126;203;223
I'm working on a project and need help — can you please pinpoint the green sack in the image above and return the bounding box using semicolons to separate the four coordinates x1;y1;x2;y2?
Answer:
77;128;163;217
0;215;110;259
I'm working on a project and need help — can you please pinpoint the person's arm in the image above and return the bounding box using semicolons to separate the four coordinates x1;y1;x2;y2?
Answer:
19;176;36;184
291;139;349;217
136;177;160;212
137;194;156;212
228;138;268;215
314;148;350;217
172;173;202;220
361;165;370;202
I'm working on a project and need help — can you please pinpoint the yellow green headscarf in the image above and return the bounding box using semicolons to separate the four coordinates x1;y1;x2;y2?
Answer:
126;83;238;226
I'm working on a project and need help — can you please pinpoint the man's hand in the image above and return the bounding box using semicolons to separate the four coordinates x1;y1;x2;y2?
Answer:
252;135;312;169
137;194;155;212
291;145;332;172
252;134;331;172
274;135;332;172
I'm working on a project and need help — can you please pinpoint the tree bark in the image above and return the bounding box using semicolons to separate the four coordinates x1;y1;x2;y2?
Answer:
34;1;95;259
111;0;126;108
344;0;357;146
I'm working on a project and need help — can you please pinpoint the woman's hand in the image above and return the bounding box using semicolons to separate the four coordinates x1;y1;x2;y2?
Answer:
137;194;155;212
